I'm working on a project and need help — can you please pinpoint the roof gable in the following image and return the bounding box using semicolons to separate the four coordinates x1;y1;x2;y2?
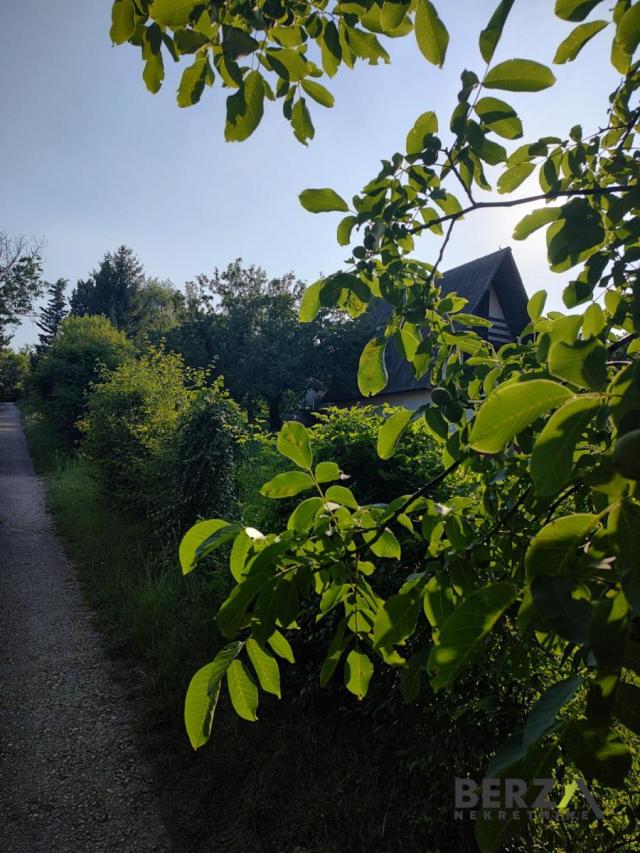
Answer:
329;248;529;401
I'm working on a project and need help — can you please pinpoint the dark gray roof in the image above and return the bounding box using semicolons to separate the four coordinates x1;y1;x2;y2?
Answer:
330;247;529;401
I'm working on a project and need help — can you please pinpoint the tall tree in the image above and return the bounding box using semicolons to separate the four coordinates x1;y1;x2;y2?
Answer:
69;245;144;331
35;278;67;355
167;260;368;428
0;231;44;345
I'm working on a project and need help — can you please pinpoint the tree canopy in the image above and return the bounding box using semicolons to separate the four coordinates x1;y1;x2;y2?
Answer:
0;230;44;345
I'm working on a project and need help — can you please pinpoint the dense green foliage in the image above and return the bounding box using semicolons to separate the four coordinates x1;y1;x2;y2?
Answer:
80;348;200;509
29;315;134;444
0;347;29;401
123;1;640;850
166;259;368;427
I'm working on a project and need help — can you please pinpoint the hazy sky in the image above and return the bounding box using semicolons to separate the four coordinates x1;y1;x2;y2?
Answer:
1;1;620;346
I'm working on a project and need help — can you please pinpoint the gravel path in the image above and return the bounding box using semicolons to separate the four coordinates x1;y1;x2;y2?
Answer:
0;403;170;852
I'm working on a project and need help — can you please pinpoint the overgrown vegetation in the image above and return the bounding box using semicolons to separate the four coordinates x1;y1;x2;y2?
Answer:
107;0;640;851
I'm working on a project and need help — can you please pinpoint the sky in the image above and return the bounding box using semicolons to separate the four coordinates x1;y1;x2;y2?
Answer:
0;0;621;347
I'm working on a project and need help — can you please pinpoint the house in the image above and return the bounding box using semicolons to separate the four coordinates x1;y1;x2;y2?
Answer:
324;247;530;411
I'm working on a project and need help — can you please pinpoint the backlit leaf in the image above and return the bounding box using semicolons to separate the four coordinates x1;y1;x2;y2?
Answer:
484;59;556;92
414;0;449;67
469;379;573;454
226;658;259;721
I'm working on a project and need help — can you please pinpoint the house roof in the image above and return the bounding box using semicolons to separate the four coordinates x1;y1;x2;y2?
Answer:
329;247;529;401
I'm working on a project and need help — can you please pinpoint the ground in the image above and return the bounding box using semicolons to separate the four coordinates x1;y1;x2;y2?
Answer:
0;403;170;852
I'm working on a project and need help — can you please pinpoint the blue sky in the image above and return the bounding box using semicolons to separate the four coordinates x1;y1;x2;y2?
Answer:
1;1;619;346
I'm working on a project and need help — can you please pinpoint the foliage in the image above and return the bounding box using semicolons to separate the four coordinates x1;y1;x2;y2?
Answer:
80;348;201;511
69;245;145;332
166;259;369;428
126;277;186;346
156;1;640;850
0;347;30;401
29;315;134;444
0;231;43;344
35;278;68;356
153;379;248;532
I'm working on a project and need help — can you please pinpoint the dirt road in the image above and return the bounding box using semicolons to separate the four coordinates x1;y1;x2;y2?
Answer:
0;403;170;852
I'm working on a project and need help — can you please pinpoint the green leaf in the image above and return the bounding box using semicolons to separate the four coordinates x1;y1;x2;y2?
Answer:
217;574;269;637
358;337;388;397
479;0;516;63
474;97;523;139
469;379;573;454
184;641;242;749
174;28;209;53
554;20;608;63
226;659;259;721
367;527;401;559
377;409;413;459
548;338;607;390
526;513;599;580
320;621;348;686
414;0;449;67
562;721;631;788
527;289;547;321
321;21;341;77
222;26;259;59
337;215;357;246
608;500;640;613
406;111;438;155
260;471;315;499
177;55;207;107
301;79;334;108
530;575;593;643
523;676;582;749
614;683;640;734
373;590;421;650
315;461;341;483
530;395;601;496
267;48;310;81
325;484;358;509
484;59;556;92
246;639;281;698
514;208;561;240
555;0;604;22
299;279;322;322
179;519;229;574
143;52;165;93
110;0;136;45
428;583;517;691
299;187;349;213
291;97;315;145
287;496;323;532
267;629;295;663
617;3;640;55
344;649;374;699
150;0;199;28
423;573;455;628
277;421;312;469
497;162;535;194
225;71;265;141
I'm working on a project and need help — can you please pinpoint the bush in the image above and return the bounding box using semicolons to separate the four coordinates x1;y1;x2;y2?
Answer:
0;348;29;401
29;315;133;444
310;405;446;503
81;348;200;513
156;379;248;532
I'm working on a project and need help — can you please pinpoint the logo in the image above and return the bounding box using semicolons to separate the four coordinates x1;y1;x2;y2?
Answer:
454;777;603;823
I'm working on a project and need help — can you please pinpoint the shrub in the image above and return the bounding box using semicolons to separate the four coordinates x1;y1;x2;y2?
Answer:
0;347;29;401
29;315;133;444
80;348;200;512
310;405;446;503
156;379;248;532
